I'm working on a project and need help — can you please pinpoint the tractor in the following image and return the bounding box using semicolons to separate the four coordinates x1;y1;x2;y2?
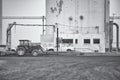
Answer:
16;40;45;56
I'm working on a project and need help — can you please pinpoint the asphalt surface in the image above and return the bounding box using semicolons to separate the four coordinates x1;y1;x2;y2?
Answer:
0;56;120;80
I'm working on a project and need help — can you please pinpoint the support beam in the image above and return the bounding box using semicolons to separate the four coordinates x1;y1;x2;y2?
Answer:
0;0;2;44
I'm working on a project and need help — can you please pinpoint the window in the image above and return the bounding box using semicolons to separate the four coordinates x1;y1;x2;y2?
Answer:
20;41;24;45
93;39;100;44
75;39;78;44
84;39;90;44
62;39;73;44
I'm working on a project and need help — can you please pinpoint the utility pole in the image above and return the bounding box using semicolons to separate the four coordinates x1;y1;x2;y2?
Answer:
56;23;59;53
42;16;45;35
57;27;59;52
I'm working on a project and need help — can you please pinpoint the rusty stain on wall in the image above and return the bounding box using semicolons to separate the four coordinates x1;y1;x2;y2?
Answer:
50;7;57;13
50;0;63;17
56;0;63;16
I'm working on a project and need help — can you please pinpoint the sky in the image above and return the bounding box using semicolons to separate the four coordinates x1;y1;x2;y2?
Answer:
2;0;120;48
2;0;45;16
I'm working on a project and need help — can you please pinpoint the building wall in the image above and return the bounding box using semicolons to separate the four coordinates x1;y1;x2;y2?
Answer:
45;0;110;52
0;0;2;45
46;0;109;34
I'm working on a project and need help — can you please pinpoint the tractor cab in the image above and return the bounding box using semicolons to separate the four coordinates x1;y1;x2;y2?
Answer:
19;40;31;46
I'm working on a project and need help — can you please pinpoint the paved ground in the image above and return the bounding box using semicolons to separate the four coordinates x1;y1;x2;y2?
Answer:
0;56;120;80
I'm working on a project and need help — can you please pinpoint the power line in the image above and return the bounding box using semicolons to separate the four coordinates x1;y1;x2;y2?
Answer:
57;23;98;28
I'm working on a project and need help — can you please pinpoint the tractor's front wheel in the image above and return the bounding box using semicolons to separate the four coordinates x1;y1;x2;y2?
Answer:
16;47;26;56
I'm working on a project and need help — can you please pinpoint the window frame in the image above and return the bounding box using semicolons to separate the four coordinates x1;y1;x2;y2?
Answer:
93;39;100;44
84;39;91;44
61;39;73;44
75;39;78;44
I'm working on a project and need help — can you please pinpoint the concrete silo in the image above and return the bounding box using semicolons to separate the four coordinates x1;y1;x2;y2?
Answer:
42;0;110;52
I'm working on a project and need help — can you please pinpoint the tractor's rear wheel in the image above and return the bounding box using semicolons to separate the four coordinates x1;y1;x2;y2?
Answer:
31;49;40;56
16;47;26;56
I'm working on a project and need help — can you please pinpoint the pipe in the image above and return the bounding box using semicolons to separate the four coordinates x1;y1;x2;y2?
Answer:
113;23;119;51
6;22;55;50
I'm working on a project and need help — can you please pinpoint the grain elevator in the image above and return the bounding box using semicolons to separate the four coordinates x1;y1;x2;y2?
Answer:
42;0;110;52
